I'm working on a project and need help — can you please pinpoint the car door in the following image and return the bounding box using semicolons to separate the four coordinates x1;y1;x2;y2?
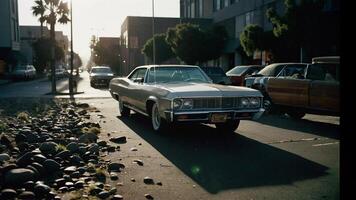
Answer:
307;63;339;112
267;64;309;107
125;68;148;111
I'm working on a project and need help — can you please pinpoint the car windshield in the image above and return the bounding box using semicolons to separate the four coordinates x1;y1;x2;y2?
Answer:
91;67;112;73
147;67;209;83
226;66;249;75
257;64;286;76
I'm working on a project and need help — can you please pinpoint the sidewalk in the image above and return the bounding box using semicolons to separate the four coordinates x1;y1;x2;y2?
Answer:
0;79;11;86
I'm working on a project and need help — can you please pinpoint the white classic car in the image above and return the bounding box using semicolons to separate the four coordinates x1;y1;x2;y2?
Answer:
109;65;264;133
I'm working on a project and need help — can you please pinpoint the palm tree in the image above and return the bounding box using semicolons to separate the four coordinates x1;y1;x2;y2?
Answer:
32;0;70;94
31;0;46;38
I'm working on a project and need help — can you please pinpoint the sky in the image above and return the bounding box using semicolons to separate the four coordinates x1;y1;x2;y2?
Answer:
18;0;180;65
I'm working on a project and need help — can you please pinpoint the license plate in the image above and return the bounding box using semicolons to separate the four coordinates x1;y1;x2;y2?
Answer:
211;113;227;123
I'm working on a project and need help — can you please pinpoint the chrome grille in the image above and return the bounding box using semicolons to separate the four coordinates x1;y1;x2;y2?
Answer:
193;97;241;110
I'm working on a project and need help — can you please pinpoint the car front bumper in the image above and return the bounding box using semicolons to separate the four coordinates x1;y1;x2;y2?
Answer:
164;108;265;123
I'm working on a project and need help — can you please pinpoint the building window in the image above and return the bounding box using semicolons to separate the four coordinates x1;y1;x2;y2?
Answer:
199;0;203;17
213;0;221;12
191;0;195;18
245;11;254;25
224;0;229;7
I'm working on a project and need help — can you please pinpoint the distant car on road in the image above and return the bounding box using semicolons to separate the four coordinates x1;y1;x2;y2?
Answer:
47;68;68;80
89;66;114;87
12;64;36;80
226;65;264;86
109;65;264;133
199;66;232;85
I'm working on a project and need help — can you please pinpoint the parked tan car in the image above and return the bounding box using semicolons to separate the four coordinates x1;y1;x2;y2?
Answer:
265;56;339;118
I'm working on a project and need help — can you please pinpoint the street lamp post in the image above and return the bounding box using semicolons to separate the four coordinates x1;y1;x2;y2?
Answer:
69;0;74;94
152;0;155;65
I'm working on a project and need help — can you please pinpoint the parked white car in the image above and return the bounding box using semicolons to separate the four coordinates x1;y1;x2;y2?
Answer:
12;64;36;80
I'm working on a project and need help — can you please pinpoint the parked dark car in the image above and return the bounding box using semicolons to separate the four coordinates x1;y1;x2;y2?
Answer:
244;63;309;111
90;66;114;87
199;66;232;85
12;64;36;80
265;56;339;118
226;65;264;86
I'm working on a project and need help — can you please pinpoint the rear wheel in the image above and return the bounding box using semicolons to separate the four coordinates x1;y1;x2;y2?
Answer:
118;97;130;117
215;120;240;133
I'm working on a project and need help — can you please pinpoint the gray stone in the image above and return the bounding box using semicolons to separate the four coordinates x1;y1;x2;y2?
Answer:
18;191;36;200
143;177;154;184
88;144;100;154
16;152;33;167
78;133;98;143
112;194;124;200
145;194;154;199
1;188;17;199
98;191;110;199
109;136;126;144
0;153;10;162
97;141;107;147
66;142;79;153
4;168;36;186
59;186;69;193
110;172;118;180
30;162;45;176
133;159;144;166
108;163;125;172
130;147;138;151
33;183;51;196
109;188;117;195
43;159;60;172
74;180;84;189
64;166;77;174
32;154;47;164
55;150;71;159
39;142;58;155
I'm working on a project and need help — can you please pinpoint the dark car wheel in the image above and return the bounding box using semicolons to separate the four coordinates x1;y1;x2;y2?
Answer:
215;120;240;133
151;103;167;132
118;98;130;117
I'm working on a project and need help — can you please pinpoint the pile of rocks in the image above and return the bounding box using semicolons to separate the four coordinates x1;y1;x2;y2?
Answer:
0;101;125;199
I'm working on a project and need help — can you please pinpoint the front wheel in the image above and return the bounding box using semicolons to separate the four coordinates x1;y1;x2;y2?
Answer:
118;98;130;117
151;103;167;132
215;120;240;133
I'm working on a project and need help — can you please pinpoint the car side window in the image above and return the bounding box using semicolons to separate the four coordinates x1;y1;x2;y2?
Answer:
279;65;306;79
307;63;339;82
129;68;147;83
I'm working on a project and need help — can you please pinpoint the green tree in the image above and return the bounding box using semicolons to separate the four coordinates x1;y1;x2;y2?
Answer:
166;23;206;65
142;33;174;64
32;38;65;73
266;0;327;61
166;23;227;65
31;0;46;38
239;24;265;57
32;0;70;93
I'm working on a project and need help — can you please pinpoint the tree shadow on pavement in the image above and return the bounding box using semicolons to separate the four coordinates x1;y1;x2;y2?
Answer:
256;114;340;140
118;114;329;194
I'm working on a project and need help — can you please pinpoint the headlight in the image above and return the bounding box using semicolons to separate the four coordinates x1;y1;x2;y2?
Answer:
249;97;260;107
182;99;193;109
240;98;249;107
173;99;183;110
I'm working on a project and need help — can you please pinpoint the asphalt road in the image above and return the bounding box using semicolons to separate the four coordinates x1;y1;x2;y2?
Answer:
0;73;340;199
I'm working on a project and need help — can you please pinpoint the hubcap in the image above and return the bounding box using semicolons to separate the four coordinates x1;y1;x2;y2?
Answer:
152;104;161;130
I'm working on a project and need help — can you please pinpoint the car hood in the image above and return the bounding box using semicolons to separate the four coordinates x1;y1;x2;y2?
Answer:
157;83;262;98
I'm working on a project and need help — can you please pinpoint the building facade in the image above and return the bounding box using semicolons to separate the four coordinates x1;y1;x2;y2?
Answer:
0;0;21;75
119;16;212;76
20;26;69;68
180;0;339;71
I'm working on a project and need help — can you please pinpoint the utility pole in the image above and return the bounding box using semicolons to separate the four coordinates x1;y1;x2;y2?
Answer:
69;0;74;94
152;0;156;65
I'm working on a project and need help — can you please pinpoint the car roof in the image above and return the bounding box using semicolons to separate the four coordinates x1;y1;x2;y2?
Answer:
136;65;200;69
312;56;339;64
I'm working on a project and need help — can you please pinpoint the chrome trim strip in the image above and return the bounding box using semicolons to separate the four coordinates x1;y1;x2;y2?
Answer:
174;109;263;115
125;104;149;117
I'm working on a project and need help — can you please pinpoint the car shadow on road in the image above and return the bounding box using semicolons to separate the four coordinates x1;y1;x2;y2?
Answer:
256;114;340;140
118;114;329;194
